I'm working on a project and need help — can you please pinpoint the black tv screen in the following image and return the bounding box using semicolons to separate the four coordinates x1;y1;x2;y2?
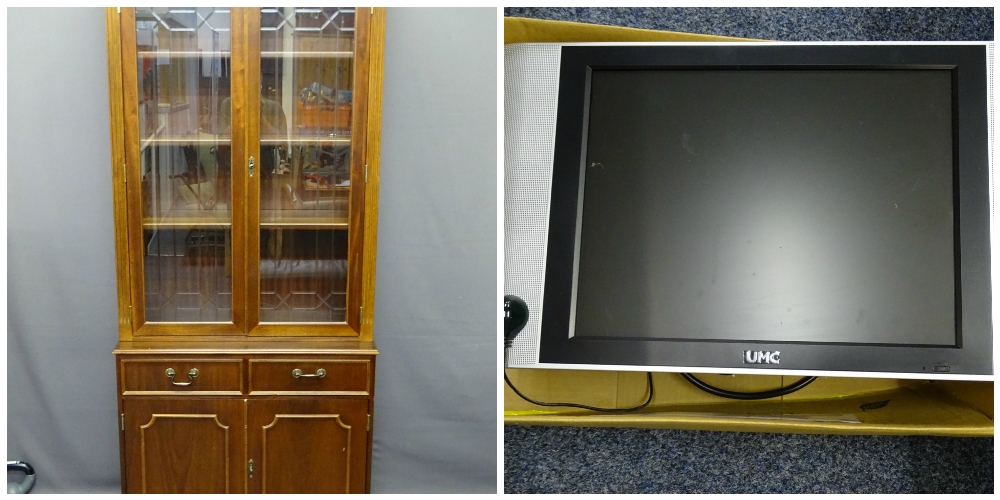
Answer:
576;68;955;346
526;43;993;376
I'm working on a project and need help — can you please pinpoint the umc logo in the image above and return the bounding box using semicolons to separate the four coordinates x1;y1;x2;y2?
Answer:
743;350;780;364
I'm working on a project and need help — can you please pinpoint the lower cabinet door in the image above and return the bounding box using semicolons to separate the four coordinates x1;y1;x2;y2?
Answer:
123;398;247;494
247;398;370;494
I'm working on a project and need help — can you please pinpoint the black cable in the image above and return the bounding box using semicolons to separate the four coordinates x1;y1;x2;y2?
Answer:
681;373;818;400
502;296;810;405
504;348;654;413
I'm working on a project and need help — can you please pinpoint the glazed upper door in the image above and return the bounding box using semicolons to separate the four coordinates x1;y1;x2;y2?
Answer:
121;7;248;335
246;7;372;336
115;7;380;338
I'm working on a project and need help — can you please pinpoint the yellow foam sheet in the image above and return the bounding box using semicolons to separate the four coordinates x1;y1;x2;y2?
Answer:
504;17;761;44
505;383;993;437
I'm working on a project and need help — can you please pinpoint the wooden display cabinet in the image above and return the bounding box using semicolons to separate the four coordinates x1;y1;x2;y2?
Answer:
105;7;385;494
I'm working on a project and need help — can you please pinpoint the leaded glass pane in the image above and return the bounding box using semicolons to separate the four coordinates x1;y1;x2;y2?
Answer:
258;7;355;323
136;7;233;322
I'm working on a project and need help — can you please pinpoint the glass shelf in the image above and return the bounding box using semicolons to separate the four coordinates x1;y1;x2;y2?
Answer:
143;136;232;147
137;50;353;59
261;135;351;145
260;210;348;229
143;208;233;229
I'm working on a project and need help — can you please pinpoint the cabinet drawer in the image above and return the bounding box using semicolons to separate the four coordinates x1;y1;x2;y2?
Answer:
249;359;371;395
121;359;244;395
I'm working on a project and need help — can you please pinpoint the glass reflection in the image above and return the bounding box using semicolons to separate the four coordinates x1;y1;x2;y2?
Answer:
258;7;355;323
259;229;348;323
136;7;233;322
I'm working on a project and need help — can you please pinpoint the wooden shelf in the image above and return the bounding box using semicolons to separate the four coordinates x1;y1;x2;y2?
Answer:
139;134;348;147
302;185;351;192
261;135;351;146
145;137;232;146
114;339;378;355
260;210;348;229
143;208;232;229
139;124;169;151
140;128;230;149
263;51;353;59
137;50;353;59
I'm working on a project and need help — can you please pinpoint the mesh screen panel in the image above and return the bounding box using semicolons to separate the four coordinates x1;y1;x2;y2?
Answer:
504;44;561;366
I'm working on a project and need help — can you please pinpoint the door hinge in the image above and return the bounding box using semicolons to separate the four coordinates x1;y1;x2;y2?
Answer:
249;156;256;178
123;163;127;183
248;459;254;478
117;7;121;14
370;7;374;15
360;306;363;321
128;305;132;321
364;164;369;184
367;414;371;432
121;413;125;431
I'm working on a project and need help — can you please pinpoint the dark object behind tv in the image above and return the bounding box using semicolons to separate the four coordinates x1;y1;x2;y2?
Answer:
537;43;992;376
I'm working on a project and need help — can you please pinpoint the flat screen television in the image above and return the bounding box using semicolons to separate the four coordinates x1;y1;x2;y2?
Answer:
504;42;995;379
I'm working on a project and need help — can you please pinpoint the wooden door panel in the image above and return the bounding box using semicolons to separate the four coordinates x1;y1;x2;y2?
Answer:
123;398;246;494
248;399;368;494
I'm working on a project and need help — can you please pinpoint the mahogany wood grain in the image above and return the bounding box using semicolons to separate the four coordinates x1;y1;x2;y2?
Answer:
346;7;372;333
107;8;131;491
121;358;244;394
135;322;244;337
243;7;262;332
360;8;386;342
249;358;372;395
123;398;246;493
117;348;377;493
252;322;362;337
118;8;146;331
247;398;369;494
230;7;250;336
106;7;132;341
364;356;377;492
114;339;378;355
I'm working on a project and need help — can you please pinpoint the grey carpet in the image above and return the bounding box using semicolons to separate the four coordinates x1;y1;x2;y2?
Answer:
504;426;994;494
503;7;993;41
503;7;995;495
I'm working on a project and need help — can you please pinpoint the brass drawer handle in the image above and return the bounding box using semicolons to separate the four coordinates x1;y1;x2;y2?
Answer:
292;368;326;379
165;368;199;386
